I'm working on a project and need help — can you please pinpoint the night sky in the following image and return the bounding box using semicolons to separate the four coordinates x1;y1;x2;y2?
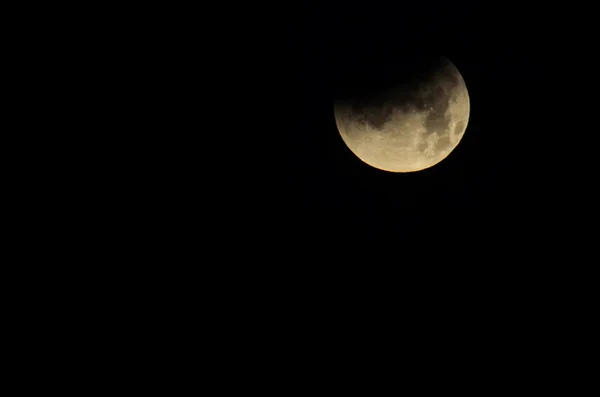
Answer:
118;2;597;340
203;2;593;265
42;2;595;358
266;4;547;256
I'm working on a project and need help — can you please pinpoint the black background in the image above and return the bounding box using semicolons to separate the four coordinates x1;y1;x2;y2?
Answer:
10;1;597;367
19;2;595;362
248;2;584;262
152;2;597;267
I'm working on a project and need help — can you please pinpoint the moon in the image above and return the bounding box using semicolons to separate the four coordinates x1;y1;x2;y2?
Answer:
334;57;470;172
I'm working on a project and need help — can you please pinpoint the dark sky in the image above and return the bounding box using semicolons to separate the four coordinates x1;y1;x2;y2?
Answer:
263;4;556;256
191;2;594;263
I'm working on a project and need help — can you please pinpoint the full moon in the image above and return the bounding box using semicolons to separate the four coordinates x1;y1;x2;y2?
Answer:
334;56;470;172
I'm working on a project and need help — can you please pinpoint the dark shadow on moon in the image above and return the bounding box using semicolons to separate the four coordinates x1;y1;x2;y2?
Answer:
336;56;461;134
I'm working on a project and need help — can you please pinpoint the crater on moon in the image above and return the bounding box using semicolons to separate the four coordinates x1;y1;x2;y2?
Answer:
334;56;470;172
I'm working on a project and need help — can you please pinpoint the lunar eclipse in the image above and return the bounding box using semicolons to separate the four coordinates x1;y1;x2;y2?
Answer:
334;56;470;172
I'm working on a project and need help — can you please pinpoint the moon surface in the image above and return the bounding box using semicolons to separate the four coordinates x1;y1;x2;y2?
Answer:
334;57;470;172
